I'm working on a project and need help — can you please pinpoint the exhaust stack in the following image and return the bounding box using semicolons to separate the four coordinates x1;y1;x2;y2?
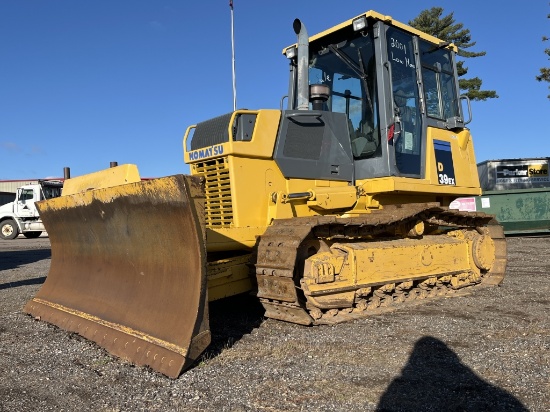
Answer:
293;19;309;111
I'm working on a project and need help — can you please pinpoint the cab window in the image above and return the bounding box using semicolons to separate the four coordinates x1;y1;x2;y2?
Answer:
420;41;459;121
19;189;34;202
309;31;380;160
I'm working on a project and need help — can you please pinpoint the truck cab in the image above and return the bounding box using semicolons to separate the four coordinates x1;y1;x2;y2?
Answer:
0;180;63;239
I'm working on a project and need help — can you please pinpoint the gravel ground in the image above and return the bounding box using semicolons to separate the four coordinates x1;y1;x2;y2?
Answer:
0;235;548;411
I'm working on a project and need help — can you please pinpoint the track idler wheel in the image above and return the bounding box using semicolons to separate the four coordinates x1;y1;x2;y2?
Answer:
472;234;496;271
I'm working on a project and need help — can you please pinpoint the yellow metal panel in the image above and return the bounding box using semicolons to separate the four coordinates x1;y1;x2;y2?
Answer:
206;255;253;301
206;227;263;252
229;157;280;228
62;164;141;196
359;177;481;197
358;127;482;201
225;156;351;230
304;236;472;296
230;110;281;158
184;110;281;164
200;151;361;251
425;128;480;189
351;238;470;285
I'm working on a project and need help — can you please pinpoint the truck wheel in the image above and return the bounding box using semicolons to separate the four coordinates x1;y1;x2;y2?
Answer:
1;219;19;240
23;231;42;239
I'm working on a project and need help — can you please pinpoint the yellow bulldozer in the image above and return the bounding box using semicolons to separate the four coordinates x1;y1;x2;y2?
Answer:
25;10;507;378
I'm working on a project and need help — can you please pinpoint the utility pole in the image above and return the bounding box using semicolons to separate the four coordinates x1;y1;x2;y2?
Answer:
230;0;237;111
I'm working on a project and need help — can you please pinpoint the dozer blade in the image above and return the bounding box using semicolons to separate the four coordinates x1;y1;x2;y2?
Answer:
24;172;210;378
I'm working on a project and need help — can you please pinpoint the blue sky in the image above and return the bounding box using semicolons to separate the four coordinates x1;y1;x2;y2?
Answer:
1;1;548;180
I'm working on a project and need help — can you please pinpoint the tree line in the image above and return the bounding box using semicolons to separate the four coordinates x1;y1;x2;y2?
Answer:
410;5;549;101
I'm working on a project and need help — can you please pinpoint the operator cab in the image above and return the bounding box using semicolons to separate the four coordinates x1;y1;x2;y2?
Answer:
280;11;467;182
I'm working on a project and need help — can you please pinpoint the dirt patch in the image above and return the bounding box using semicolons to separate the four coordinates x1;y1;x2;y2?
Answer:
0;236;548;411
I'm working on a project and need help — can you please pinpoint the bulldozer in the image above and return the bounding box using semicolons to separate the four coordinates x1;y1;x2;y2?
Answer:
25;10;507;378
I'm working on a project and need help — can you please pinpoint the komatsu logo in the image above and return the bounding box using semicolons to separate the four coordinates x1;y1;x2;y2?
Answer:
188;145;224;161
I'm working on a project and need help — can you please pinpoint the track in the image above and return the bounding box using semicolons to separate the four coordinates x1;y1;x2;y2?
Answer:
256;203;507;325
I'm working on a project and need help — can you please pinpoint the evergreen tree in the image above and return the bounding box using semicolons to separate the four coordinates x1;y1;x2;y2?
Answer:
409;7;498;101
536;7;550;99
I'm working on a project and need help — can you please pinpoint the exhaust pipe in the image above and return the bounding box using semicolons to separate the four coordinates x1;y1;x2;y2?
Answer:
293;19;309;111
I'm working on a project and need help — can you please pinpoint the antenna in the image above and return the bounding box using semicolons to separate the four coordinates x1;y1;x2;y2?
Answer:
230;0;237;111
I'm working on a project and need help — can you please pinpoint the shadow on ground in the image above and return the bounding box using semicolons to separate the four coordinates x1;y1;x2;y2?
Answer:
0;276;46;291
197;293;265;362
0;249;51;271
376;336;528;411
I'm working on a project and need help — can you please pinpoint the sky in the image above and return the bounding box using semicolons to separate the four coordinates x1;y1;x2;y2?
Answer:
1;0;549;180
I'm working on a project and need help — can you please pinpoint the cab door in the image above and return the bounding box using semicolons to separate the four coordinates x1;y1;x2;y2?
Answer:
385;26;423;177
15;187;38;218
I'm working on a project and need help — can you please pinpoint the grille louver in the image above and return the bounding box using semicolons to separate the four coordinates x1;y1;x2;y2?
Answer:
194;157;233;227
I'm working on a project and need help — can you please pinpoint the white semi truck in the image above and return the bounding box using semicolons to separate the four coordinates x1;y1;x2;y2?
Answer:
0;180;63;240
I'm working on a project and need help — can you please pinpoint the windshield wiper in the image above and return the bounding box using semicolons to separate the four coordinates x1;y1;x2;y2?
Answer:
327;43;374;115
357;47;374;115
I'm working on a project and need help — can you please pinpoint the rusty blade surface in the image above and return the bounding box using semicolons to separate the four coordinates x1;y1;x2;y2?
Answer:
24;174;209;378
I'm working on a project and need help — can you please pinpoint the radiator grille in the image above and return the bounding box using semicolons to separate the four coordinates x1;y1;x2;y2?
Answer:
194;157;233;228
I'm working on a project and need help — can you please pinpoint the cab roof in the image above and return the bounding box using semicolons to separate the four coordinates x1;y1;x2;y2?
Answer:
283;10;457;54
